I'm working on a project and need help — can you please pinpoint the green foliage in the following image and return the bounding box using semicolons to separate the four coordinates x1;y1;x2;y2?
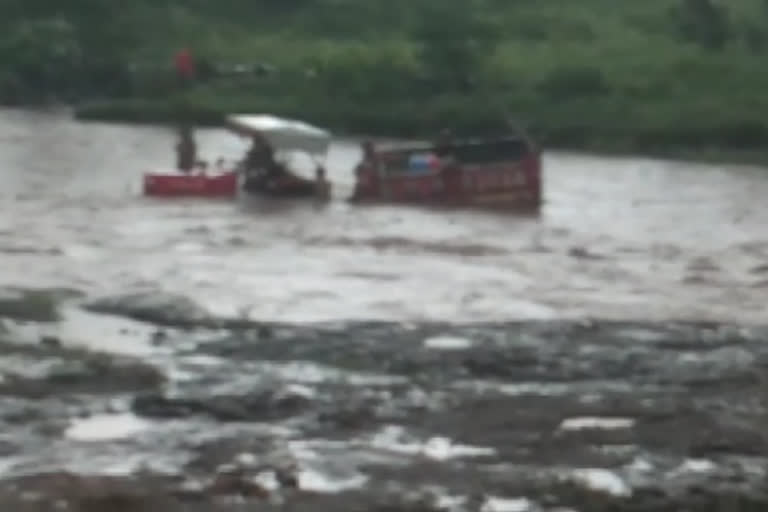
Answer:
0;18;82;100
411;0;501;91
672;0;731;50
4;0;768;155
538;66;609;99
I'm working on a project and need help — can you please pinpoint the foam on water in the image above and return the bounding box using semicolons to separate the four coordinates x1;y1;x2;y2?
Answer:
435;492;468;510
457;380;572;397
297;467;369;493
284;439;370;493
179;354;227;368
625;456;654;473
568;468;632;497
284;383;318;399
481;497;535;512
0;448;189;479
252;471;281;491
558;417;635;431
368;425;496;461
0;355;62;380
423;335;474;350
0;416;301;480
675;458;717;474
65;413;151;442
35;306;160;357
268;361;408;386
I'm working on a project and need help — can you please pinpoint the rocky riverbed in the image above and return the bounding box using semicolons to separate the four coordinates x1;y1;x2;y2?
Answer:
1;289;768;511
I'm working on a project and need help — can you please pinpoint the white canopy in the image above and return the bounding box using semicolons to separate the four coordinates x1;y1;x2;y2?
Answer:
226;114;331;155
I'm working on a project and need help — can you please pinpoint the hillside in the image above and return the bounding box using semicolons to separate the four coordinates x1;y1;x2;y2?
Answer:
1;0;767;156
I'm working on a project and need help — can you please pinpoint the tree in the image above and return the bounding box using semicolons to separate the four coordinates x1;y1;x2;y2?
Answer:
411;0;501;93
672;0;730;51
0;18;83;100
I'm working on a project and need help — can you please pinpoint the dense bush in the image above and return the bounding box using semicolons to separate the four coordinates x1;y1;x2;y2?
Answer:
2;0;768;155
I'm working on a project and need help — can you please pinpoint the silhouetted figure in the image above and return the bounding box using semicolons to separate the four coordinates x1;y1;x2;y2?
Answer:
174;47;196;87
175;125;197;172
434;129;455;158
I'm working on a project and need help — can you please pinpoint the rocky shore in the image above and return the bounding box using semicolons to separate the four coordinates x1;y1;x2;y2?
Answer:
1;289;768;511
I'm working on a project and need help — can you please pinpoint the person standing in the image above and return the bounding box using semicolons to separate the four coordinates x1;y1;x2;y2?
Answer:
174;48;196;87
175;125;197;172
173;49;197;171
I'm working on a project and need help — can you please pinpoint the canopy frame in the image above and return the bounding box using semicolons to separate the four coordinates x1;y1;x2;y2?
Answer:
226;114;331;156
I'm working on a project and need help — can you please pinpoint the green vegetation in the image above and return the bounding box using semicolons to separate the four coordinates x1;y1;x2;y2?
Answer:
1;0;768;156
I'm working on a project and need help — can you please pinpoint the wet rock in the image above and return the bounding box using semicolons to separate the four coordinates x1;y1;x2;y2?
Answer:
687;257;720;273
568;246;605;260
150;329;168;345
132;389;311;422
0;352;165;398
682;274;714;285
0;287;60;322
131;394;204;419
40;335;62;348
0;439;18;457
83;291;267;331
275;469;299;490
0;467;766;512
76;492;176;512
83;291;212;327
687;428;768;457
53;355;163;390
0;473;178;512
2;321;768;511
460;354;512;379
316;400;379;431
1;402;47;425
366;493;444;512
185;437;278;476
208;472;270;499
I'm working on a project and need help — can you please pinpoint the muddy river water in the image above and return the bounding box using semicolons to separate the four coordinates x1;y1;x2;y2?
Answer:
2;108;768;323
1;108;768;511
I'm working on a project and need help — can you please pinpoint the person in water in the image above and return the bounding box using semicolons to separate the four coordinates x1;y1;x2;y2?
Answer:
355;140;376;177
434;129;455;158
242;135;287;192
175;125;197;172
244;135;273;171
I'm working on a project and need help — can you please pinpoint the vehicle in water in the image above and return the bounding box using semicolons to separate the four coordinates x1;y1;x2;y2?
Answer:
349;133;542;210
143;114;331;200
143;163;238;198
143;122;238;198
227;114;331;201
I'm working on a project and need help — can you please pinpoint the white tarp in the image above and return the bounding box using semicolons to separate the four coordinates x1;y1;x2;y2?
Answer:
226;114;331;155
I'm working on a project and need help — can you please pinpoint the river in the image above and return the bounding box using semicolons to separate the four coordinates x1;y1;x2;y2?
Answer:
2;108;768;510
1;108;767;324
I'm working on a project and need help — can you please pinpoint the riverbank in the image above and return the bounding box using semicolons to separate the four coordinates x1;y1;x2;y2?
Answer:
73;91;768;167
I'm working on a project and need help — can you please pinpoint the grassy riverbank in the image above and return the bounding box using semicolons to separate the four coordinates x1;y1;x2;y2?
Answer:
5;0;768;160
75;79;768;164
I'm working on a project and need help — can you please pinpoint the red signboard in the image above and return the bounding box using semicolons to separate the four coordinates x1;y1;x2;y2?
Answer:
463;164;527;191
